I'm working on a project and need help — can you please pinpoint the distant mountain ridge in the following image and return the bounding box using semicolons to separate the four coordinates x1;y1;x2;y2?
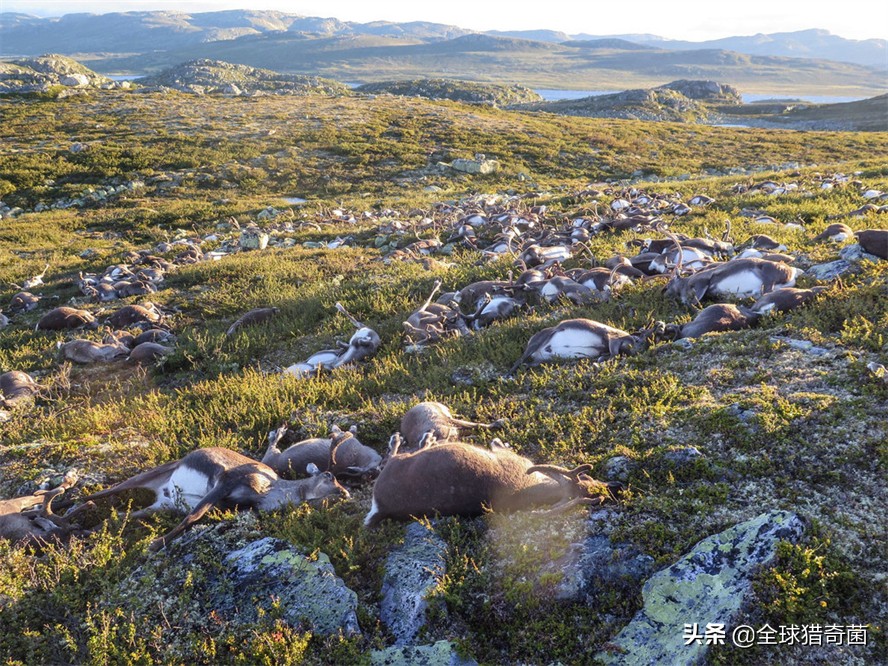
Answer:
0;10;884;69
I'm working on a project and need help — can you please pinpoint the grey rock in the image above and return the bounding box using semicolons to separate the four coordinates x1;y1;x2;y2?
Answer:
603;455;636;483
381;522;447;645
114;515;360;640
450;158;499;174
370;641;477;666
773;337;829;356
555;534;655;603
663;446;703;465
807;259;851;280
598;510;805;666
839;243;880;263
225;537;360;635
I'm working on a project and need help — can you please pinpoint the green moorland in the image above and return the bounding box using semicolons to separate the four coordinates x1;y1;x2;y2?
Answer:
0;89;887;665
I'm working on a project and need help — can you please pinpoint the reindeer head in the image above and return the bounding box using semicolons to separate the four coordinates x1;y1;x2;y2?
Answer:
526;464;623;513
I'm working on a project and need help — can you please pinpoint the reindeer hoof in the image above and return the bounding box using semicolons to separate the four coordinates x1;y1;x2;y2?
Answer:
148;538;165;552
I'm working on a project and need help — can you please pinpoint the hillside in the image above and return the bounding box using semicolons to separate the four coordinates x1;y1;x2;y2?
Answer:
1;12;885;96
139;58;350;96
714;94;888;131
0;88;886;665
0;54;116;94
515;80;742;122
354;78;541;105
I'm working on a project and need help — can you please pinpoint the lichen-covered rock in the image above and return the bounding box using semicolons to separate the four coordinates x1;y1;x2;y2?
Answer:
555;534;655;603
370;641;477;666
450;158;499;174
839;243;881;263
239;228;269;250
807;259;852;280
380;521;447;645
225;537;360;635
111;514;360;654
599;510;805;666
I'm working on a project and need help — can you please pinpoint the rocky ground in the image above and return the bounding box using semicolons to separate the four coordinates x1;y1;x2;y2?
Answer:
0;87;886;665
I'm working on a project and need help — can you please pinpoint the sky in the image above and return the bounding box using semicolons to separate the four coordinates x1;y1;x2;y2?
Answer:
4;0;887;42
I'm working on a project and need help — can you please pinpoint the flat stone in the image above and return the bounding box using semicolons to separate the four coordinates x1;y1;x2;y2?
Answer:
380;521;447;645
370;641;477;666
598;510;804;666
664;447;703;465
225;537;360;635
450;158;499;175
807;260;851;280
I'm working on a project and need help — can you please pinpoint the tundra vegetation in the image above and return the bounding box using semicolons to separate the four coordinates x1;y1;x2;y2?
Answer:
0;86;886;665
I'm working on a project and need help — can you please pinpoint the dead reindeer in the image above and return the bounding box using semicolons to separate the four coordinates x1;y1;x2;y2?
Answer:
664;257;800;305
226;307;280;337
262;424;382;481
856;229;888;259
127;342;175;365
36;307;98;331
59;339;129;364
751;286;829;315
813;223;855;243
737;235;787;252
1;370;43;408
364;439;621;527
283;303;380;377
106;303;164;329
12;263;50;291
400;401;503;449
0;471;91;546
465;293;524;330
566;266;635;297
509;318;645;376
531;276;598;306
8;291;41;314
651;304;760;341
402;279;469;346
78;447;351;551
518;243;573;268
454;280;515;312
133;328;177;347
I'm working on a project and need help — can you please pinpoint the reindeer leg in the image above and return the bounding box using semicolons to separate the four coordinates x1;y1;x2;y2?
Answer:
148;485;229;552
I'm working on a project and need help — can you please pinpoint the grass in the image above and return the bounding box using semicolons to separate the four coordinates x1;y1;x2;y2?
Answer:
0;89;886;664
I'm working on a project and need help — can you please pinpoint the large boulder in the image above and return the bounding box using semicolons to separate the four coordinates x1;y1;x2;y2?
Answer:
110;513;360;653
380;522;448;645
659;80;742;104
598;510;805;665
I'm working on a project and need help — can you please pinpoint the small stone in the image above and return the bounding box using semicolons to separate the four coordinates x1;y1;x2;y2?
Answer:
663;447;702;465
603;455;636;483
69;143;89;153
